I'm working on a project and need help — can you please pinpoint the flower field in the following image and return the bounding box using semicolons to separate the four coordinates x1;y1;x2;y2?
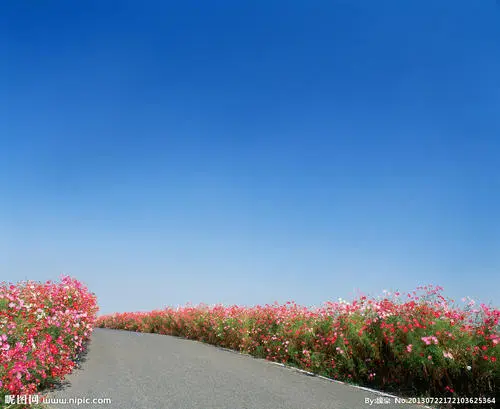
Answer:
0;276;98;408
97;285;498;407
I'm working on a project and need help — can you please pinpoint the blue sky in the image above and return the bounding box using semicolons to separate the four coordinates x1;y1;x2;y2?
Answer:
1;1;499;315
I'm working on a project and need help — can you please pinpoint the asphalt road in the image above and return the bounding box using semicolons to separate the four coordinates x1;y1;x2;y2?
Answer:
46;328;427;409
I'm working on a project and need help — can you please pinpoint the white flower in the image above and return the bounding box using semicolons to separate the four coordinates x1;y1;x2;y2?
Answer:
36;311;46;320
466;365;471;371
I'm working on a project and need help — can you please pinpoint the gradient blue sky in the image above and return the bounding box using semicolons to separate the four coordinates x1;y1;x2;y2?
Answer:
1;1;499;315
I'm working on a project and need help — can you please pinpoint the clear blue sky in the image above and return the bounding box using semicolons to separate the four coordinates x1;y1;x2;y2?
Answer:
1;1;499;315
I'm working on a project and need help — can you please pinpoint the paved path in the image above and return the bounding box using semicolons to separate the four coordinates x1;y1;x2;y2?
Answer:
46;328;426;409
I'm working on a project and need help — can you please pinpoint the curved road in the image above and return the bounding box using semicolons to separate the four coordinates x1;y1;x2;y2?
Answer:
46;328;426;409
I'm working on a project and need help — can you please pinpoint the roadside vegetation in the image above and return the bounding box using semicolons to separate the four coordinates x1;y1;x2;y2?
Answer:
0;277;98;409
97;285;498;408
2;277;497;408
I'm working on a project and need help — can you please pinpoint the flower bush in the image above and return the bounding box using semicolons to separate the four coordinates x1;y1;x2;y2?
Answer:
0;276;98;407
97;285;498;407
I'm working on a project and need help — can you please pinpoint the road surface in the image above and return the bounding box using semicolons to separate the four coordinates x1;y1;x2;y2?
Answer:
45;328;427;409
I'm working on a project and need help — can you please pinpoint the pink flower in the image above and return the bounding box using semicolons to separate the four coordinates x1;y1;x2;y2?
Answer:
421;336;438;345
407;344;413;352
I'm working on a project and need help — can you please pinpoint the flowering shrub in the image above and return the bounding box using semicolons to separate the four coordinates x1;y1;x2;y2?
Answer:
0;276;98;407
97;285;498;406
